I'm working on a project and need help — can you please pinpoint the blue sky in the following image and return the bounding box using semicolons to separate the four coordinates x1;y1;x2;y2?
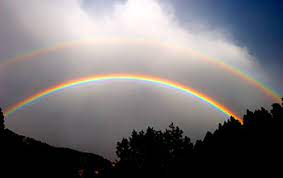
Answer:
1;0;282;159
82;0;282;91
172;0;283;90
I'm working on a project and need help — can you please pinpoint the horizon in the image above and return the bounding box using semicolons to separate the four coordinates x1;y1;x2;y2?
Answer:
1;0;282;160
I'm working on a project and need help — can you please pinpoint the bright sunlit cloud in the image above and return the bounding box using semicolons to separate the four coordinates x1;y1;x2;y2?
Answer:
0;0;276;159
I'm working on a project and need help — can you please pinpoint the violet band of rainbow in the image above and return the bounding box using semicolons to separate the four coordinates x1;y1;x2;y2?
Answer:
4;74;243;124
0;38;280;102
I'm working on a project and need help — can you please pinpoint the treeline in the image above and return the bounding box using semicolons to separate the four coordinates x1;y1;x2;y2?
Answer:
113;99;283;177
0;109;112;178
0;99;282;177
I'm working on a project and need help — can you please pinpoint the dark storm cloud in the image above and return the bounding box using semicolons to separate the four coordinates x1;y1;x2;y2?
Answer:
171;0;283;93
0;0;279;159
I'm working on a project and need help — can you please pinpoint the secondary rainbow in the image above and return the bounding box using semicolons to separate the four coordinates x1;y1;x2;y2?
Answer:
0;38;280;102
4;74;243;124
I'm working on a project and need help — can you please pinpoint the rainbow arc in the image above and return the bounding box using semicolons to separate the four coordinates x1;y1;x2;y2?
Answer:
0;38;280;102
4;74;243;124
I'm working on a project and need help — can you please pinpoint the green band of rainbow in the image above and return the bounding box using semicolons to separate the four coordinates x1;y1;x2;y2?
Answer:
4;74;243;124
0;38;280;102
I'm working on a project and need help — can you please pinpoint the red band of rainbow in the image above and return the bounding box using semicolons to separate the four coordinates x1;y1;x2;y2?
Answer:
4;74;243;124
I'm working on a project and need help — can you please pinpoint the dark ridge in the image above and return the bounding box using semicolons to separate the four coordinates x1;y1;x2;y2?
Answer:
0;118;112;178
113;98;283;177
1;98;282;177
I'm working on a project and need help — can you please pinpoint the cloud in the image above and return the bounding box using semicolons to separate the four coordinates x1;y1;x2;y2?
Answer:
0;0;274;159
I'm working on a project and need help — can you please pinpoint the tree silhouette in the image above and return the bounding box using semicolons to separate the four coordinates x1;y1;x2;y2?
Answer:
115;123;193;176
1;98;283;177
0;106;112;178
0;108;4;132
115;98;283;176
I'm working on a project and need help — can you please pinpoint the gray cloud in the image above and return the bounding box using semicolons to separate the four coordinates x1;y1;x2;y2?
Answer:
0;0;276;160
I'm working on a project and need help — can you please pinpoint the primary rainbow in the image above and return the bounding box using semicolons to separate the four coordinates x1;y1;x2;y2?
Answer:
4;74;243;124
0;38;280;102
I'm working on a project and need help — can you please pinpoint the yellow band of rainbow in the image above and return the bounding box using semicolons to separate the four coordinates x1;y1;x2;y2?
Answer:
0;38;280;102
4;74;243;124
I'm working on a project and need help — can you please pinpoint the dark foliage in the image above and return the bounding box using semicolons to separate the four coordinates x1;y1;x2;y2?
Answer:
0;109;112;178
0;108;4;132
115;123;193;177
0;98;282;177
115;99;283;176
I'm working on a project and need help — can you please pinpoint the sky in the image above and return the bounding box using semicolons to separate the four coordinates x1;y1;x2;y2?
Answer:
172;0;283;89
0;0;282;160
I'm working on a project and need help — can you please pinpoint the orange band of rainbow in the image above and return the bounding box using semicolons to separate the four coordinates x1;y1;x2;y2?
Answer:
4;74;243;124
0;38;280;102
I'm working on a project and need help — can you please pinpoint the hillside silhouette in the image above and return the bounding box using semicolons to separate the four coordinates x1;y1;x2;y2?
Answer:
113;99;283;177
0;109;112;178
0;99;282;177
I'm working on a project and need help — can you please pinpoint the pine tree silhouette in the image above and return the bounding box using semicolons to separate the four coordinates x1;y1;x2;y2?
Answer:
0;108;4;132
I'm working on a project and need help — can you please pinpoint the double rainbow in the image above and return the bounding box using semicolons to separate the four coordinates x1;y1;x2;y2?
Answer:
0;38;280;102
4;74;243;124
